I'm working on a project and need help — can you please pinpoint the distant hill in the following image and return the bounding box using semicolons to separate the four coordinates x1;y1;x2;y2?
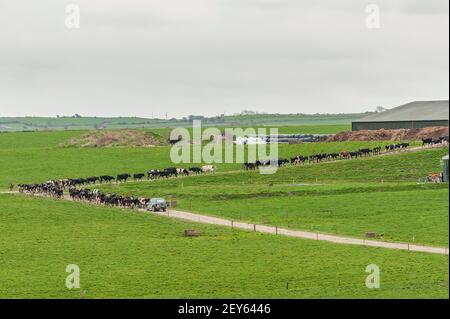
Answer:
0;113;371;132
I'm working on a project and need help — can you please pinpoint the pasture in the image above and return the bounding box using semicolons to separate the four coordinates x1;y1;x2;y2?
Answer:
0;113;361;132
0;129;423;188
0;194;448;298
97;148;449;246
0;128;448;298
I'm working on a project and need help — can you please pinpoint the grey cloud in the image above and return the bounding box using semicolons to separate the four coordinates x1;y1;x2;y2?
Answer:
0;0;448;117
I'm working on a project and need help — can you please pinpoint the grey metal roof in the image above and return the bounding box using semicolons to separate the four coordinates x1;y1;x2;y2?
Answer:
353;100;449;122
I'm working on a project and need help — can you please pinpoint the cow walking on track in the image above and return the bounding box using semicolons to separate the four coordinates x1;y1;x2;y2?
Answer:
202;165;216;173
116;174;131;183
100;176;115;183
133;173;145;181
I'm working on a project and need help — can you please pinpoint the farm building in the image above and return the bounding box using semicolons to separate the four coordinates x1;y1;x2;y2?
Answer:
352;100;449;131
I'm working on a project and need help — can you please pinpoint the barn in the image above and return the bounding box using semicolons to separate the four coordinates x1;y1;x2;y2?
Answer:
352;100;449;131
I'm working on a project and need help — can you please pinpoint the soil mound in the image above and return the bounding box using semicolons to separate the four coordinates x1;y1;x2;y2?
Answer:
327;126;448;142
62;129;167;147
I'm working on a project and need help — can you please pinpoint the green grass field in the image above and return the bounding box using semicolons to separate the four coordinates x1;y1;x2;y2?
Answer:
97;148;449;247
0;128;424;188
0;194;447;298
1;128;447;247
0;124;348;147
0;128;448;298
0;113;363;132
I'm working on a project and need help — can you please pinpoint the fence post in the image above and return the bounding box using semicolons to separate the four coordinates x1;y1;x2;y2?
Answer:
276;226;278;235
316;232;319;240
231;221;233;229
254;224;256;232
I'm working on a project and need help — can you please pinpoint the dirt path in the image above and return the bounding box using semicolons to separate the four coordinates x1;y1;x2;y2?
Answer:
145;208;449;256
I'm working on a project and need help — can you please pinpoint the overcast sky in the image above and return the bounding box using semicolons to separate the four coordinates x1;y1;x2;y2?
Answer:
0;0;448;118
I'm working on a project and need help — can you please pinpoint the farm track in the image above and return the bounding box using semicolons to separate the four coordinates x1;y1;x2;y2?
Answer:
3;144;448;254
161;209;449;256
10;192;449;256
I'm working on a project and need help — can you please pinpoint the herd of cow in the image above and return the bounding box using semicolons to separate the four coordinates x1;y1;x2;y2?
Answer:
69;188;150;209
243;142;412;169
242;137;448;170
19;165;216;191
17;165;217;202
422;136;448;146
97;165;216;184
18;182;64;198
108;165;216;183
16;137;448;195
18;183;151;209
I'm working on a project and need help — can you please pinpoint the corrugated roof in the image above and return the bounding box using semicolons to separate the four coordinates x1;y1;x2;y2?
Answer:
353;100;449;122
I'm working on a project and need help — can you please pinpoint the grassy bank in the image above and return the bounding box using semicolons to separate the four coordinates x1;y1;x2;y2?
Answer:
0;194;447;298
